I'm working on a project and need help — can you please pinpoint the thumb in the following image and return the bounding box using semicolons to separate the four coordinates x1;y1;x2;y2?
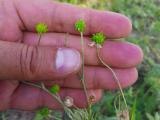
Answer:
0;41;81;81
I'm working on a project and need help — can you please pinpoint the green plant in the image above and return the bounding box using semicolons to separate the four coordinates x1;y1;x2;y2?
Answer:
146;112;160;120
32;19;130;120
89;32;129;120
22;23;71;120
1;112;7;120
34;107;51;120
32;22;98;120
74;19;89;104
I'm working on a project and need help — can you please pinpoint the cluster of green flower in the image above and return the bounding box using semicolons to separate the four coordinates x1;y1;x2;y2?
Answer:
33;19;128;120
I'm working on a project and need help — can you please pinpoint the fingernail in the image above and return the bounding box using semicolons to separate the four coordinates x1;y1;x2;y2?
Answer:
56;48;81;74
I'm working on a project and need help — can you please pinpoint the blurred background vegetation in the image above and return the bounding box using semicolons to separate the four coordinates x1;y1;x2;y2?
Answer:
0;0;159;120
57;0;160;120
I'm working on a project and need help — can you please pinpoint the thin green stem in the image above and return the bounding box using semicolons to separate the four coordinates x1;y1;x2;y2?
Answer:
22;81;41;89
80;32;89;104
37;34;64;105
36;34;65;106
96;48;128;109
87;104;93;120
40;82;46;89
80;32;93;120
22;81;65;108
43;87;65;107
37;35;47;91
114;94;121;112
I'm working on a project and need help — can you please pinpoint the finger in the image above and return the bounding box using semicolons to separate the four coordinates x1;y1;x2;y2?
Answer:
0;80;19;111
42;67;138;90
0;41;81;81
14;0;132;38
9;84;102;110
24;32;143;68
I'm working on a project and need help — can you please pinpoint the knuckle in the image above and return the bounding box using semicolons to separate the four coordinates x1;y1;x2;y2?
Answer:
20;45;38;80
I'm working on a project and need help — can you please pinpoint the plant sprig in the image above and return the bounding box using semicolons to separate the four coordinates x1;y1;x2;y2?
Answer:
90;32;129;119
35;23;48;46
23;20;129;120
75;19;97;120
75;19;89;103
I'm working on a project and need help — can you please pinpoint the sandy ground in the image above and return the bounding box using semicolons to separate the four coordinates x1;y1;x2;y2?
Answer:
0;110;35;120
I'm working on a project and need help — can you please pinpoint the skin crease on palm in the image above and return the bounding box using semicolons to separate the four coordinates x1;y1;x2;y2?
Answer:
0;0;143;111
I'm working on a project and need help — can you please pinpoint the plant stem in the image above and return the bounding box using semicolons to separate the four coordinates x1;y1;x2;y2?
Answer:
40;82;46;89
37;35;47;93
80;32;93;120
43;87;65;107
37;34;63;104
37;34;65;106
114;94;121;112
87;104;92;120
96;48;128;109
37;34;42;46
80;32;89;104
22;81;65;108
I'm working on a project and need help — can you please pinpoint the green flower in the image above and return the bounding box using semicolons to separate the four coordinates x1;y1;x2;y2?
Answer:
49;84;60;94
91;32;106;45
36;23;48;35
75;19;86;33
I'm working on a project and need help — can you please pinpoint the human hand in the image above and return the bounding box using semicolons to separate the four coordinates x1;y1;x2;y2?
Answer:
0;0;143;111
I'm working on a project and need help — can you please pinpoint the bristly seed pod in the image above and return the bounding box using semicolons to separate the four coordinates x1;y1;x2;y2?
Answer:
91;32;106;46
49;84;60;94
64;96;74;107
36;23;48;35
89;95;96;104
75;19;86;33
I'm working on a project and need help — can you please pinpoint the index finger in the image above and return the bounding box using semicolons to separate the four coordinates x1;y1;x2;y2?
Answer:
14;0;132;38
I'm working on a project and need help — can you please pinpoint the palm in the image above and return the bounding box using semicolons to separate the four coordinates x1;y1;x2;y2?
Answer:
0;0;143;111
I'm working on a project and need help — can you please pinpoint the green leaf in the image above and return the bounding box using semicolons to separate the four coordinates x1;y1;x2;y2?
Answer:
151;21;160;33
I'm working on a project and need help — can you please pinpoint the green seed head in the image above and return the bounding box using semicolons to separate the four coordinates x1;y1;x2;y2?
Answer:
75;19;86;33
38;107;50;117
49;84;60;94
36;23;48;35
91;32;106;45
